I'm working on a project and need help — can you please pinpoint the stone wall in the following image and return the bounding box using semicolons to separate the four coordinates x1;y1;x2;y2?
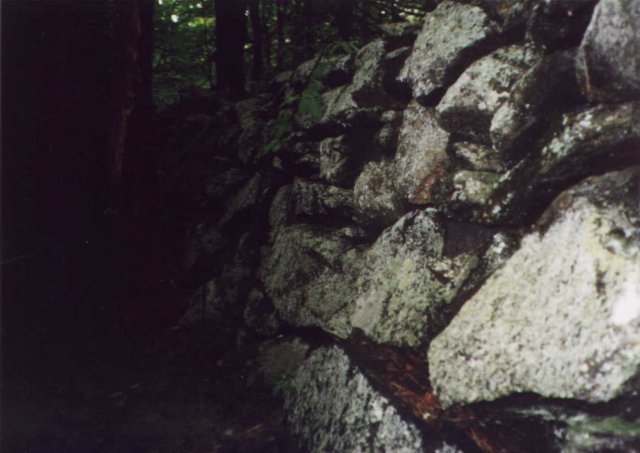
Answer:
157;0;640;450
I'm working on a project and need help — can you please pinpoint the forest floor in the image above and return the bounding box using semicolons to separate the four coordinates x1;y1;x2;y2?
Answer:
2;320;298;453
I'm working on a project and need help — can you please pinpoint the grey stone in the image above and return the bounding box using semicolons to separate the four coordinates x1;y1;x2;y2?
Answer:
436;45;541;144
286;346;424;452
321;85;358;124
490;50;582;162
450;170;501;208
219;173;265;226
532;102;640;189
204;168;247;203
243;288;281;336
351;210;478;347
561;413;640;452
395;101;450;204
452;141;504;172
351;39;395;109
353;160;406;229
429;168;640;407
577;0;640;102
259;225;364;338
374;110;403;155
257;338;309;387
290;178;354;222
398;1;499;103
319;135;352;185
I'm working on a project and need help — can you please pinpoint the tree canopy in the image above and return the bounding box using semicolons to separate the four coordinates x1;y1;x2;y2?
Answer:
153;0;428;106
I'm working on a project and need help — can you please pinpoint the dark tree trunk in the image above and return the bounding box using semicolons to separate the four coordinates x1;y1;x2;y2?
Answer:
335;0;355;41
249;0;263;81
276;0;285;67
1;0;152;349
214;0;248;93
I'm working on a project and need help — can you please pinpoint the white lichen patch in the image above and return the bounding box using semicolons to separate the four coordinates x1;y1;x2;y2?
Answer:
429;170;640;407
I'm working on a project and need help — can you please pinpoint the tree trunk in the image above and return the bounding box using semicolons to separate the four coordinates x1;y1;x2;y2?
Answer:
335;0;355;41
214;0;248;93
276;0;285;67
249;0;263;81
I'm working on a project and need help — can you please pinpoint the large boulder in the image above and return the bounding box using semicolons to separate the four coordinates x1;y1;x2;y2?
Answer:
397;1;499;103
429;168;640;407
576;0;640;102
285;346;425;452
259;225;365;338
436;45;541;144
395;101;450;204
351;210;478;347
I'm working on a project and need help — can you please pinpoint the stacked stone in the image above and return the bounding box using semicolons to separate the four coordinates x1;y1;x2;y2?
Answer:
158;1;640;450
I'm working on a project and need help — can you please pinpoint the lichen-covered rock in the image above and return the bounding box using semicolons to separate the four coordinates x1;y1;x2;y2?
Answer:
353;160;406;229
286;346;425;452
204;168;248;203
243;288;281;336
351;210;478;347
398;1;499;103
219;173;268;226
351;39;395;109
577;0;640;102
450;170;501;207
490;50;583;162
527;0;598;51
318;135;352;185
290;178;354;222
259;225;364;338
429;168;640;407
321;85;358;124
532;102;640;189
257;337;309;386
395;101;450;204
373;110;403;155
561;413;640;452
436;45;540;144
452;141;504;172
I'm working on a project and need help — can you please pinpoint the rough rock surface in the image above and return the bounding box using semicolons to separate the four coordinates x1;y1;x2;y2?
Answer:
429;168;640;407
577;0;640;102
490;50;582;162
532;102;640;189
398;1;499;103
351;39;395;109
353;160;406;229
289;179;354;223
395;101;450;204
452;141;504;172
260;225;364;338
374;110;403;155
450;170;501;208
257;338;310;387
436;45;540;144
351;210;478;347
318;135;352;185
285;346;424;452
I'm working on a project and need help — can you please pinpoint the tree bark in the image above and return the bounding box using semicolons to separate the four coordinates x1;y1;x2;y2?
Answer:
249;0;263;81
214;0;248;93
